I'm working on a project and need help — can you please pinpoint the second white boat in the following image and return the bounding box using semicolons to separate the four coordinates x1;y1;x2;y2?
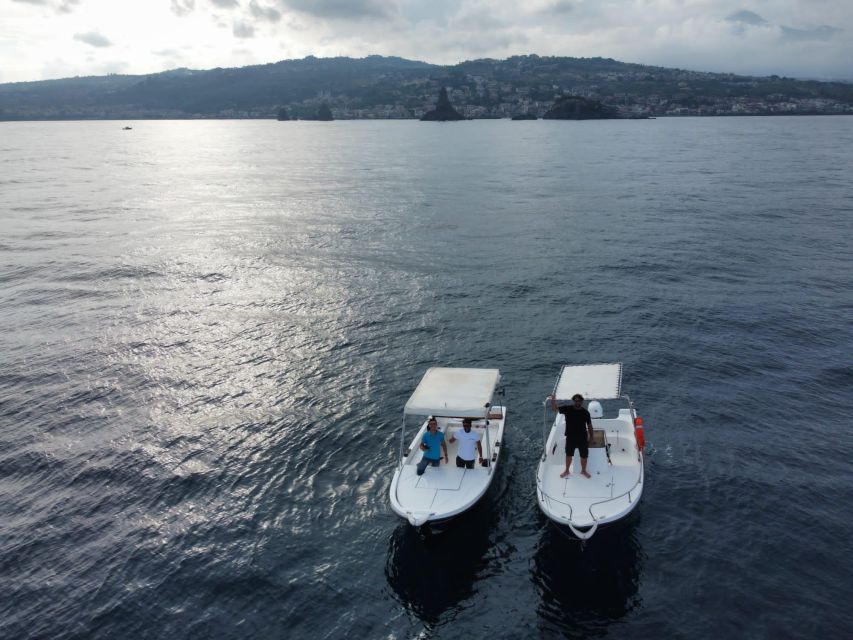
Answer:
536;363;645;539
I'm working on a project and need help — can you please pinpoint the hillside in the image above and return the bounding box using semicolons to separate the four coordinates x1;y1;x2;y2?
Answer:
1;54;851;120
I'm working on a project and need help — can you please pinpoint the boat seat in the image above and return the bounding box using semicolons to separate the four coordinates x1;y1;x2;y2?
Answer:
554;430;607;451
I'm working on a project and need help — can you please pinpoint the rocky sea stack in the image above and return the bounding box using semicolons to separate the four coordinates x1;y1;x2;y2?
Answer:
302;102;334;121
543;96;619;120
316;103;333;121
277;107;290;121
420;87;465;121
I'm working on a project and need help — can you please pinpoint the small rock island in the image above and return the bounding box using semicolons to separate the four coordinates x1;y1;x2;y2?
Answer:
302;103;333;121
316;103;334;121
543;96;620;120
277;107;290;121
420;87;465;121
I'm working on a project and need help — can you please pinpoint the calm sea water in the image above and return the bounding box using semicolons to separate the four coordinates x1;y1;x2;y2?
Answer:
1;117;852;639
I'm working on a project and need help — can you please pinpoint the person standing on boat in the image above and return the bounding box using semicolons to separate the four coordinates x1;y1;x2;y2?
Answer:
417;417;449;475
449;418;484;469
550;393;594;478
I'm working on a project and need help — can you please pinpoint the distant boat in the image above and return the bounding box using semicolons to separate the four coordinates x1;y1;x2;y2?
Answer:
122;126;132;130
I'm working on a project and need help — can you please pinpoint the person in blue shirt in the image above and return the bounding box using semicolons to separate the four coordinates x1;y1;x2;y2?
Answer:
416;417;448;475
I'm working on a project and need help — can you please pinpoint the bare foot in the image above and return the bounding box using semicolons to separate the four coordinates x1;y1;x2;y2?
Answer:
581;470;591;478
559;470;570;478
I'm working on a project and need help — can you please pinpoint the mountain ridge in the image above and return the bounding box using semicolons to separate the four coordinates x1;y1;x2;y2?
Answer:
1;54;851;120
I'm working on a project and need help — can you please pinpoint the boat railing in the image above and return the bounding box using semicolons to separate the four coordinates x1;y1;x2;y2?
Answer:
587;473;643;522
538;487;573;521
537;464;643;524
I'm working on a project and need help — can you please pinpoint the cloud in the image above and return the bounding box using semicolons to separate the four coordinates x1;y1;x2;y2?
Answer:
544;1;574;16
57;0;80;13
724;9;842;44
6;0;853;83
95;60;130;75
233;21;255;37
11;0;80;12
726;10;767;26
781;25;842;42
278;0;394;21
171;0;195;16
249;0;281;22
73;31;112;48
152;48;184;57
451;5;507;31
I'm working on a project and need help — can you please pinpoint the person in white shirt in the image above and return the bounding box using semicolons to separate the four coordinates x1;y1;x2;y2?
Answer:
449;418;484;469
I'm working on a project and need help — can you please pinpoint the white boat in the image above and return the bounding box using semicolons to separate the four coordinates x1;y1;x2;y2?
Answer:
536;363;645;539
389;367;506;527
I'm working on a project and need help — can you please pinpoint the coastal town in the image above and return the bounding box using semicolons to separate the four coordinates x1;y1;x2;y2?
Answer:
295;76;853;120
2;55;852;120
198;57;853;120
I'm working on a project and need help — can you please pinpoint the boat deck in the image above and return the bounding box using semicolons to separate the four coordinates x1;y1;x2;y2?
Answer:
538;413;642;527
394;465;492;518
392;413;504;523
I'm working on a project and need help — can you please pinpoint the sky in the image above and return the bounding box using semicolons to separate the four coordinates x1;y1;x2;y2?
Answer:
1;0;851;84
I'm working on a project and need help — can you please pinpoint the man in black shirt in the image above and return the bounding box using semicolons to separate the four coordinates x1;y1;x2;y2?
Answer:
550;393;594;478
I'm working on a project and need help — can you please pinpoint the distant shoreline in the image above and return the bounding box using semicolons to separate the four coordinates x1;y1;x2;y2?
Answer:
2;112;851;123
3;56;851;122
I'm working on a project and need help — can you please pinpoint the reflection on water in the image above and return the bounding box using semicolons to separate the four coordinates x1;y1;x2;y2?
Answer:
385;500;499;630
3;119;852;638
532;517;643;637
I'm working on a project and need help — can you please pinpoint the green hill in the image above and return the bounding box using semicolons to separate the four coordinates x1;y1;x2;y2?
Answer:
1;54;851;120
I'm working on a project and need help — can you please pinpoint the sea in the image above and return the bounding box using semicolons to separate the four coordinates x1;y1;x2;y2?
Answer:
1;116;851;639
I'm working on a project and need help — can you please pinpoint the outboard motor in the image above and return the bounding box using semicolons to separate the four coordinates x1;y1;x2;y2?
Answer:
588;400;603;418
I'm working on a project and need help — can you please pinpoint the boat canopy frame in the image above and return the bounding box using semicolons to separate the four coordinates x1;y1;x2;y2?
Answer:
398;367;501;472
552;362;622;402
404;367;501;417
542;362;636;449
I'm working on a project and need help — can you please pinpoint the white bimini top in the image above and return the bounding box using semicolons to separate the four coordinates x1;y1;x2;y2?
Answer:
404;367;500;417
554;363;622;401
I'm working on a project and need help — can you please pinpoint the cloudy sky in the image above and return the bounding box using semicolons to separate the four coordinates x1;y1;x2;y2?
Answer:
2;0;851;83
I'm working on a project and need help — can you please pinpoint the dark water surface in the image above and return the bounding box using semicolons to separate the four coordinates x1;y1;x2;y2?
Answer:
1;117;852;639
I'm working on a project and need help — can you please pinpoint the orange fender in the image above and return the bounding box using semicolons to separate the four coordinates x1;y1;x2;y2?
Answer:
634;417;645;451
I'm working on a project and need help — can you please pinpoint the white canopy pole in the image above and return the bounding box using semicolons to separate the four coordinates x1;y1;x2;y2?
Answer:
483;402;491;474
397;412;407;468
